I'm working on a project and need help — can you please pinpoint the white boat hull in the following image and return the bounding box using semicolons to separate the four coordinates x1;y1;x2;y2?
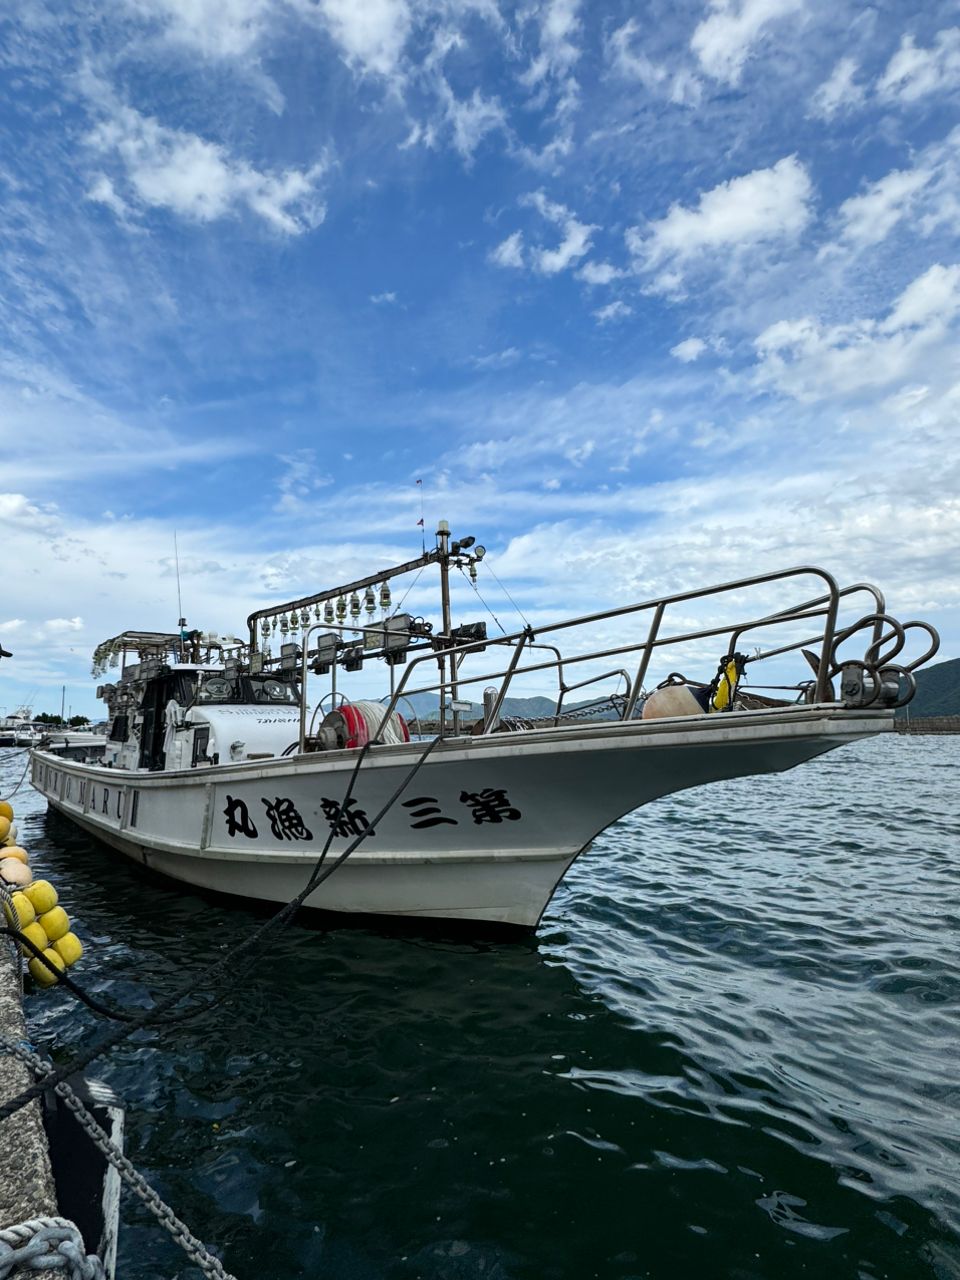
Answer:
31;707;891;928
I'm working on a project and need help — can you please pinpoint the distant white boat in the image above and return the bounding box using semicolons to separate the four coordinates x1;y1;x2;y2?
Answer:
29;524;938;929
1;706;40;748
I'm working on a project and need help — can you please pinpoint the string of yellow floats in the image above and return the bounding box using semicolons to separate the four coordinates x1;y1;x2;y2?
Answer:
0;799;84;988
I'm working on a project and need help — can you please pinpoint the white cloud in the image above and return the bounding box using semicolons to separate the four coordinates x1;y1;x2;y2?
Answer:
564;438;594;464
691;0;803;86
593;301;632;324
438;83;506;159
471;347;521;370
833;166;933;249
877;29;960;105
523;190;596;275
515;0;582;165
671;337;707;362
370;291;398;304
43;617;84;633
86;103;326;233
881;262;960;332
609;19;666;90
809;56;865;119
276;449;333;512
299;0;412;79
754;263;960;401
0;493;61;535
577;261;625;286
628;155;813;273
521;0;582;85
122;0;277;59
490;231;525;268
85;174;134;220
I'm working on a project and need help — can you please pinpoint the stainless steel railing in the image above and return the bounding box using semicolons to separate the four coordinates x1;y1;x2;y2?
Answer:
294;565;938;748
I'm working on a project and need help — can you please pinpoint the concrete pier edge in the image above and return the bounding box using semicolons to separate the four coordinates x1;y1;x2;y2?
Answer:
0;934;61;1280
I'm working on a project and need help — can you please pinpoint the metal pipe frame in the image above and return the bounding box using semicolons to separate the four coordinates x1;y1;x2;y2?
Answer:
368;565;844;741
247;549;441;654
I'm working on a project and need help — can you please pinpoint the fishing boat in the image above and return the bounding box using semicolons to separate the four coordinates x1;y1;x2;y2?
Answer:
28;524;938;928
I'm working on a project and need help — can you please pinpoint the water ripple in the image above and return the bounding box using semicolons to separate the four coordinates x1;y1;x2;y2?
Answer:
3;734;958;1279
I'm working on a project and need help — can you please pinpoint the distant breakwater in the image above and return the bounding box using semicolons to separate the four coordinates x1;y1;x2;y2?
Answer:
895;716;960;734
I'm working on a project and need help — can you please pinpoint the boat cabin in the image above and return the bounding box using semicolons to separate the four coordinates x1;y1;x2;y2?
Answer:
95;632;302;772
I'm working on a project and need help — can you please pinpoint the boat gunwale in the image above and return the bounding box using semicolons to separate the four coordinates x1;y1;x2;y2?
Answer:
30;702;894;789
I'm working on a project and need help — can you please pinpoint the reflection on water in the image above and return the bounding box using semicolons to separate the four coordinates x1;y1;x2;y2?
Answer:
4;734;959;1279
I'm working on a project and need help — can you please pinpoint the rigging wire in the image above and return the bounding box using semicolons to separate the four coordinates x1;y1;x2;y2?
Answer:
389;564;426;619
480;557;531;630
456;565;507;636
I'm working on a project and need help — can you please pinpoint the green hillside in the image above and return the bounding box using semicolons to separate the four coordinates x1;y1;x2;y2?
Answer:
896;656;960;717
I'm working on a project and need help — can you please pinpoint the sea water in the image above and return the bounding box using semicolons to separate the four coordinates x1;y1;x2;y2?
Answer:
5;734;959;1279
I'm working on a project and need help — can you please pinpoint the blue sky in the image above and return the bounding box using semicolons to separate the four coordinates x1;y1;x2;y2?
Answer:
1;0;958;717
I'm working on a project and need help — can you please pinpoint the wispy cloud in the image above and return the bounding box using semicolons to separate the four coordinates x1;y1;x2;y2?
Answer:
522;190;596;274
608;19;702;106
809;56;865;119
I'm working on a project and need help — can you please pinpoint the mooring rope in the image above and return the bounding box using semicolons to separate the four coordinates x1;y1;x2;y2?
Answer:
0;732;442;1123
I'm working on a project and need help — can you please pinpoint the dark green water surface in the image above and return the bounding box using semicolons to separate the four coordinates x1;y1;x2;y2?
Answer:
5;735;960;1279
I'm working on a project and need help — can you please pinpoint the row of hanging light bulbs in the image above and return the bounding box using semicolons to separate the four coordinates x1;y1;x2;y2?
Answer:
258;582;393;641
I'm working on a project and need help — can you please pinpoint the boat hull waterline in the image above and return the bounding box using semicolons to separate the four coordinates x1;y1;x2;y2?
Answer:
32;707;886;927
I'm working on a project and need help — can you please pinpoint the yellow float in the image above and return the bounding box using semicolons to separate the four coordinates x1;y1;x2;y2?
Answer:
24;880;57;914
6;866;87;986
11;890;36;927
0;816;9;842
39;905;70;943
28;949;65;988
3;846;29;865
53;932;83;967
21;920;48;952
0;801;13;821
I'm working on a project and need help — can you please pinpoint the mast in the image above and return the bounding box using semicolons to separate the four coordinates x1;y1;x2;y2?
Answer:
436;520;458;735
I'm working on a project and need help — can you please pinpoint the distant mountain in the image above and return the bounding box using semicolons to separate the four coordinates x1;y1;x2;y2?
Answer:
896;656;960;718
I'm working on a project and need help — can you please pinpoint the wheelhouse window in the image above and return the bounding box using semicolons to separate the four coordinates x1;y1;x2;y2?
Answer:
243;676;299;705
187;671;300;706
196;675;237;704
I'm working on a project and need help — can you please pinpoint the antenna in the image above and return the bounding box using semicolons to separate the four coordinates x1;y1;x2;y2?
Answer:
174;531;185;661
416;478;425;553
